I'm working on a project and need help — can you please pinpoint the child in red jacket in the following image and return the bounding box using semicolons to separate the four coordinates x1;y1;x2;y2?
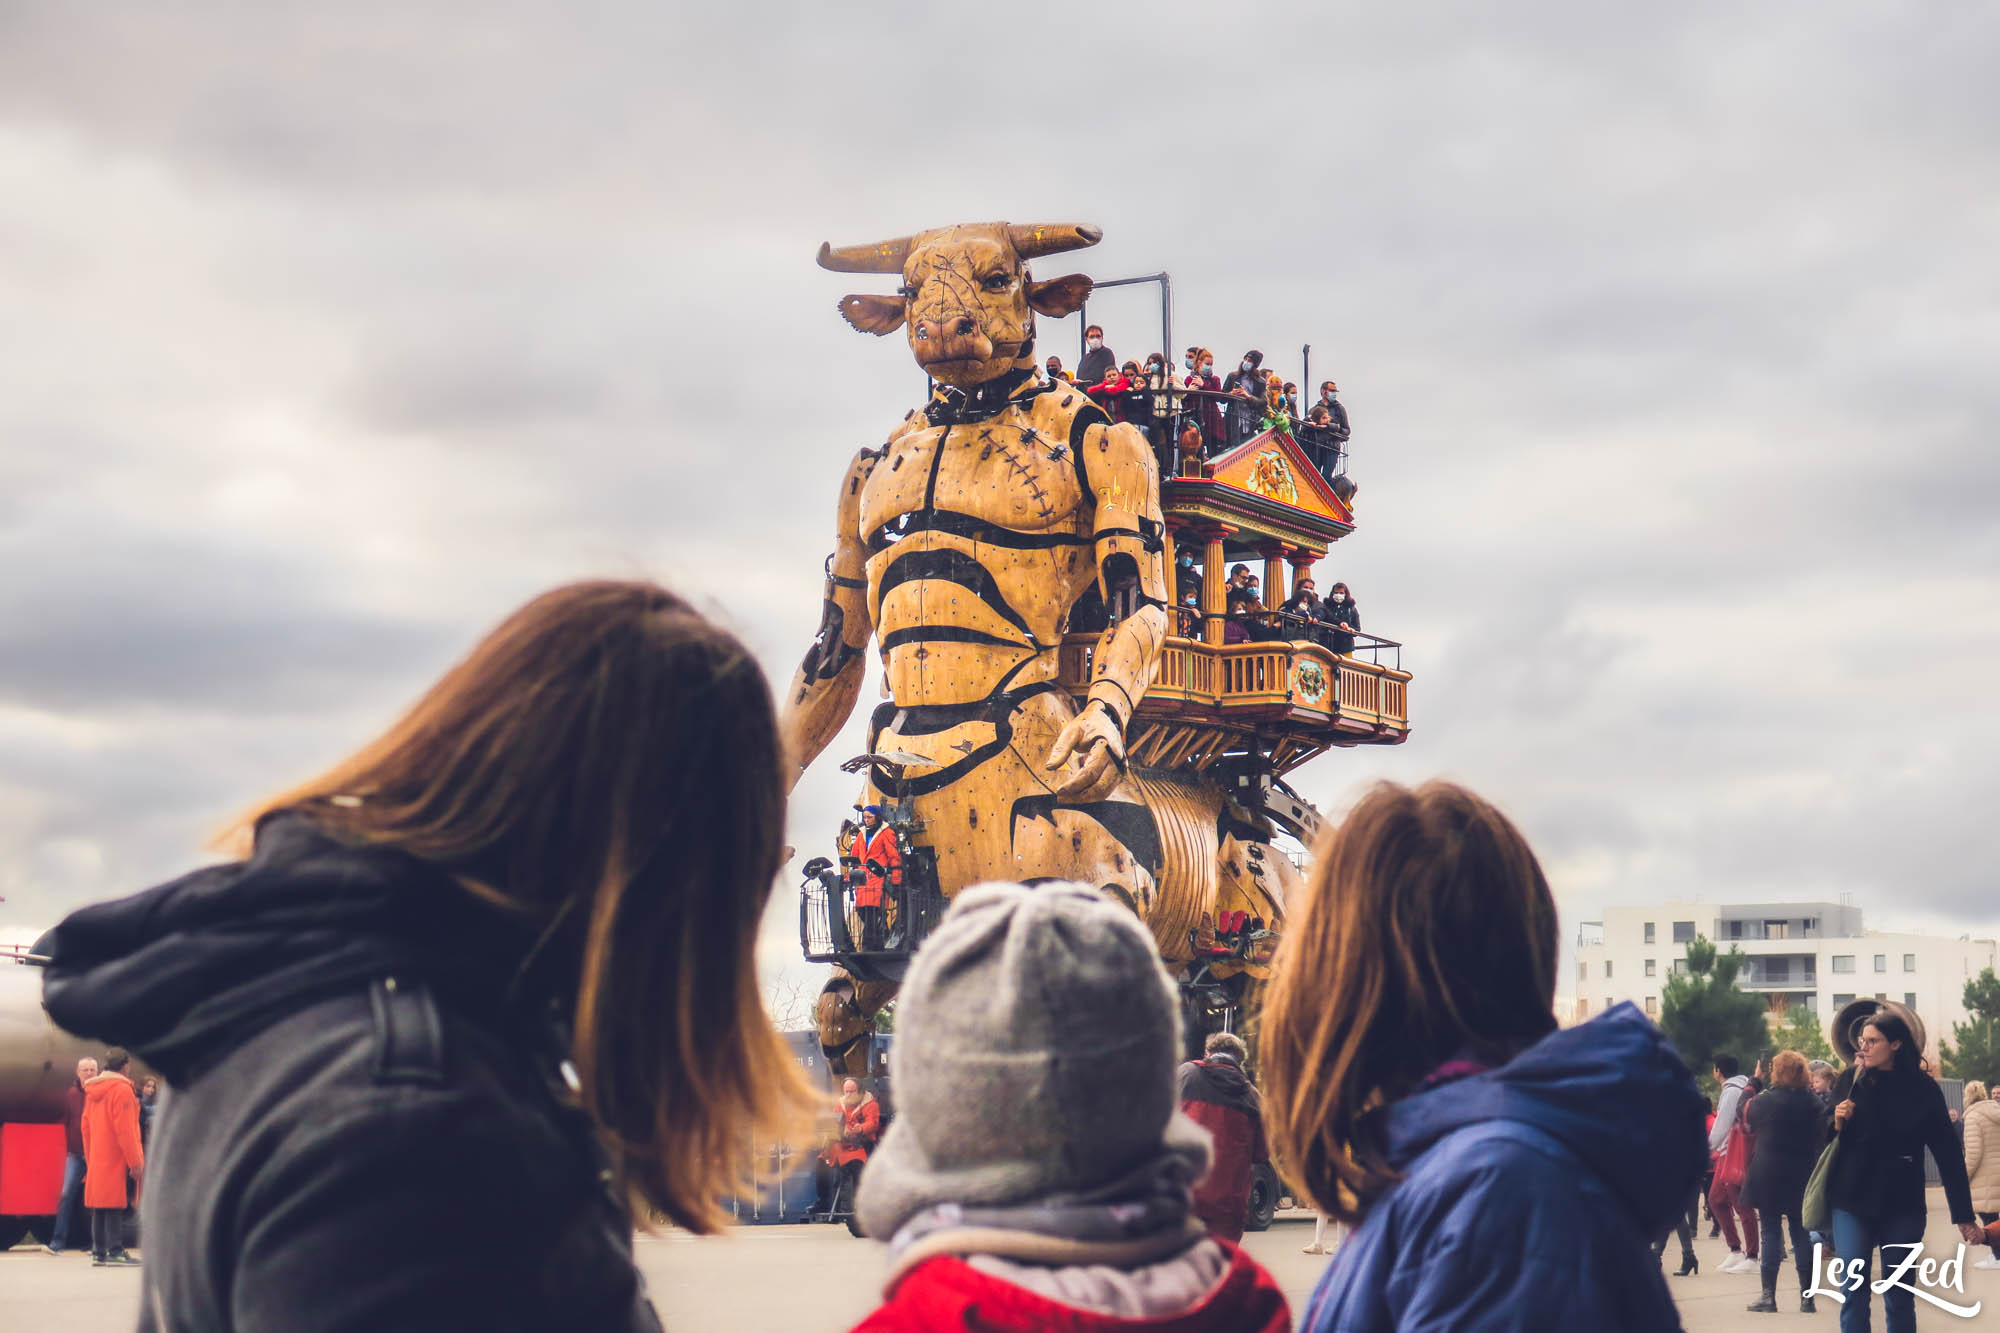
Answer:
849;882;1290;1333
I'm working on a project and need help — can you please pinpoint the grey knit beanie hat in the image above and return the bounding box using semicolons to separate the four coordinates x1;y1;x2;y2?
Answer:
856;881;1210;1240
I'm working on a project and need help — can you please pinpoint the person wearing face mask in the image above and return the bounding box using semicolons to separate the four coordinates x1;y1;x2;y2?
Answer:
1184;347;1224;451
1044;355;1071;386
1280;577;1322;640
1077;324;1116;388
1319;582;1360;656
1175;549;1203;607
1222;351;1266;446
1317;381;1351;443
1176;589;1201;637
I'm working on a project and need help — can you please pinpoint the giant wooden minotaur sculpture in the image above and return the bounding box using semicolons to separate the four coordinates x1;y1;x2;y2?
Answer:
785;221;1305;1065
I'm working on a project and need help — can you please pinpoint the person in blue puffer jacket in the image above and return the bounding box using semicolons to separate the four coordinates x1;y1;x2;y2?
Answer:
1261;780;1710;1332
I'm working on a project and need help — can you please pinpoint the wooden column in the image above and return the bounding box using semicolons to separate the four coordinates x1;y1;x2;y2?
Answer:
1203;531;1226;646
1262;546;1286;614
1289;551;1317;602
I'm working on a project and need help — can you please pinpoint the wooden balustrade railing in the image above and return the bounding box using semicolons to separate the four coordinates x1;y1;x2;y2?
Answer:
1057;634;1409;728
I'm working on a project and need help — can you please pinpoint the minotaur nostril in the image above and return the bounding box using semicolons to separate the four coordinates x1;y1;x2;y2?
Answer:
955;318;976;336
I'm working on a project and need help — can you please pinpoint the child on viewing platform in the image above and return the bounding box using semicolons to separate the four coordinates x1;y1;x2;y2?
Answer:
850;882;1290;1333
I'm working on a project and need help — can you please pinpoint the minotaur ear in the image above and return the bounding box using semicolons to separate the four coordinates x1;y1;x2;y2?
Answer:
839;294;908;335
1027;273;1093;318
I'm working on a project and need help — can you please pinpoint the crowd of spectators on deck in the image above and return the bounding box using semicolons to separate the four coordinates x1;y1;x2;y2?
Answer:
1043;325;1353;482
1172;555;1364;654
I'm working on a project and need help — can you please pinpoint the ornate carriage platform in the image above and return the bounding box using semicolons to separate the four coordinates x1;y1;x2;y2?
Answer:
783;224;1413;1058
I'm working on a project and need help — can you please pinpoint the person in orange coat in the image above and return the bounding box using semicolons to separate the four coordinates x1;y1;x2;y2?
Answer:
81;1047;144;1266
811;1078;881;1220
852;806;901;950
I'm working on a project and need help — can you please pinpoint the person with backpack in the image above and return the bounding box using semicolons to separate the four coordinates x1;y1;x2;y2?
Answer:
1710;1052;1761;1273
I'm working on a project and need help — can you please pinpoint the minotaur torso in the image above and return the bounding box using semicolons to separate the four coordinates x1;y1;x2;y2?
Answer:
859;384;1108;708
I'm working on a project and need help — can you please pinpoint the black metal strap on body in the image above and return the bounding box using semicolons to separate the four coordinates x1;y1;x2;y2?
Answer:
369;975;445;1087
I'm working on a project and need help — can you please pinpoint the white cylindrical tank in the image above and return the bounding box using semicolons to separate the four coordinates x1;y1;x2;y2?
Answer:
0;957;101;1122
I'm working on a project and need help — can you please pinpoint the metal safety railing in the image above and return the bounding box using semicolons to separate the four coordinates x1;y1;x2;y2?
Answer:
1065;381;1350;481
799;858;950;968
1165;612;1402;672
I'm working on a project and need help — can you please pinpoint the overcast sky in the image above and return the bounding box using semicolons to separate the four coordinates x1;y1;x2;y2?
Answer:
2;4;1994;993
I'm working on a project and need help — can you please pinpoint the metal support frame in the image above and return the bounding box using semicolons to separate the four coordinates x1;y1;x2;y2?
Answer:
1077;272;1173;368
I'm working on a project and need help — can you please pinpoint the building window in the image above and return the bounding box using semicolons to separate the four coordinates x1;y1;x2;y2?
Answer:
1605;998;1614;1013
1904;993;1917;1009
1832;956;1854;973
1832;993;1855;1009
1644;922;1655;944
1726;920;1744;939
1673;921;1695;943
1671;958;1689;974
1645;959;1656;977
1605;960;1613;978
1575;998;1588;1021
1873;955;1886;973
1577;961;1587;982
1903;954;1915;972
1645;996;1658;1016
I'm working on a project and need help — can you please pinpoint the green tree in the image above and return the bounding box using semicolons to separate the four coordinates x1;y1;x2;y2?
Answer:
1940;967;2000;1085
1771;1004;1834;1064
1659;936;1770;1096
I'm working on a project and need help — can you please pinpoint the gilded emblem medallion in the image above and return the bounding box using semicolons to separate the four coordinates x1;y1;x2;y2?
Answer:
1248;450;1299;505
1295;660;1328;703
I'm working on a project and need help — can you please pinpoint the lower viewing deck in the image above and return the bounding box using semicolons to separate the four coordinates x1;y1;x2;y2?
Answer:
1057;632;1410;778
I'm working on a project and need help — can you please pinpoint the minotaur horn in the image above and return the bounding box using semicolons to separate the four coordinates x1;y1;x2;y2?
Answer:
816;236;916;274
1005;222;1103;260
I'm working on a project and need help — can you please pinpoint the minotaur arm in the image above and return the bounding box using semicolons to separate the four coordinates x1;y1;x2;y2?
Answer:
780;448;878;786
1046;420;1169;801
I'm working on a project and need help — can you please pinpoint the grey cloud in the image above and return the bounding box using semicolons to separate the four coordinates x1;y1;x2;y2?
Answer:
1;2;1995;957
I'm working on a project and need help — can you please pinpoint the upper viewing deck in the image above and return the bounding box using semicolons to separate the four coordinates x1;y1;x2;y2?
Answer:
1057;374;1407;776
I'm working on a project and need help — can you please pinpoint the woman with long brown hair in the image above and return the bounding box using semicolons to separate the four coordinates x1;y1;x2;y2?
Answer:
1261;780;1707;1333
44;581;811;1331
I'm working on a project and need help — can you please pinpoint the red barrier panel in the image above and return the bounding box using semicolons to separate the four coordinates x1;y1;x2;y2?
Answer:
0;1122;65;1215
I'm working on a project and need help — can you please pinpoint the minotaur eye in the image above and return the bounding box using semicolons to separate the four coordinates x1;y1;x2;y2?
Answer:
983;273;1011;291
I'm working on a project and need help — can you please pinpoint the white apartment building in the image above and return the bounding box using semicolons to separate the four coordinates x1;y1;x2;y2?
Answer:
1570;899;1997;1060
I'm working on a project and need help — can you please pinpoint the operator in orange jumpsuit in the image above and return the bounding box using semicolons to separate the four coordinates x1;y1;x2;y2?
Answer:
850;805;901;951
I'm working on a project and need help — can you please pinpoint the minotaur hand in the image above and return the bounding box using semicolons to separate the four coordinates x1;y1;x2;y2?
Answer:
1045;702;1126;802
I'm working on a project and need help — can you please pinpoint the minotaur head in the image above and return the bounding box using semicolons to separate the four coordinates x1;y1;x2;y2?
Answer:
818;221;1099;388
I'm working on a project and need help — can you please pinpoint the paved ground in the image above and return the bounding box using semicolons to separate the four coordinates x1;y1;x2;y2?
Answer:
4;1194;1990;1329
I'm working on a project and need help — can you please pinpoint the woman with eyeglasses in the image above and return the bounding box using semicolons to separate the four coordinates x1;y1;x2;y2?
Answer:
1826;1012;1980;1332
